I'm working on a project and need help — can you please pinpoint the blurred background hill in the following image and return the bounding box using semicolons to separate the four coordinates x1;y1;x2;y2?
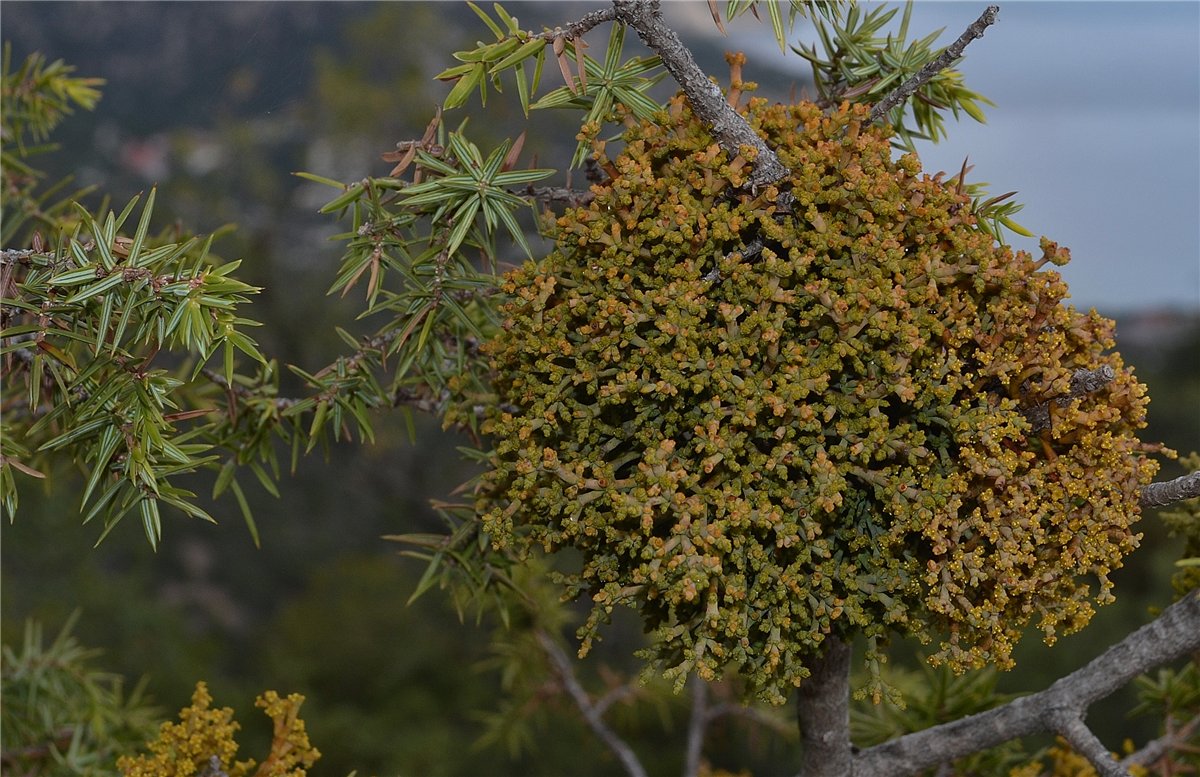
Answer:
2;3;1197;774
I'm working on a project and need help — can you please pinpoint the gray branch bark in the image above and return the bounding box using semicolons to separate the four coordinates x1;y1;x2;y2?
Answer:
611;0;787;189
1025;366;1116;432
1048;709;1127;777
539;7;618;42
853;589;1200;777
1140;469;1200;509
1123;714;1200;768
795;637;853;777
536;630;649;777
0;248;40;264
683;676;708;777
868;5;1000;124
521;185;595;206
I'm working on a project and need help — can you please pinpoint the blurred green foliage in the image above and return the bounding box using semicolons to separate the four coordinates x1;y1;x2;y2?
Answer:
1;615;159;776
0;42;103;245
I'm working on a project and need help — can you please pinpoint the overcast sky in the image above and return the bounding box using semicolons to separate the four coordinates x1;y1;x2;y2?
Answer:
668;1;1200;312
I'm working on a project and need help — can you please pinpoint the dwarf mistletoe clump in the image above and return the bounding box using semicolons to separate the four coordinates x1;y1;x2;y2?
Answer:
117;683;319;777
478;94;1157;703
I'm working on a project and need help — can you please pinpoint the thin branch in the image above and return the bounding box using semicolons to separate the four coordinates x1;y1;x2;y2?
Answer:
200;369;302;413
521;184;595;207
1123;714;1200;768
198;755;230;777
0;248;40;265
0;729;75;766
1026;366;1116;433
853;589;1200;777
593;684;639;718
611;0;787;189
703;237;763;283
389;386;451;415
868;5;1000;124
1140;469;1200;509
1046;708;1129;777
535;630;649;777
683;675;708;777
202;366;449;419
538;7;619;42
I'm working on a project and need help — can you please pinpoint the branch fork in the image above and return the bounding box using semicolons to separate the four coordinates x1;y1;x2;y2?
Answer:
854;590;1200;777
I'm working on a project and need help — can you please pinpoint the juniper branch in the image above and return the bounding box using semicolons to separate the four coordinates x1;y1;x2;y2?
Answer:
684;676;708;777
1026;366;1116;433
1140;469;1200;509
1047;709;1128;777
795;637;853;777
521;184;595;206
0;248;40;264
593;684;639;717
868;5;1000;125
538;7;619;42
853;589;1200;777
1123;714;1200;769
535;629;649;777
611;0;787;189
